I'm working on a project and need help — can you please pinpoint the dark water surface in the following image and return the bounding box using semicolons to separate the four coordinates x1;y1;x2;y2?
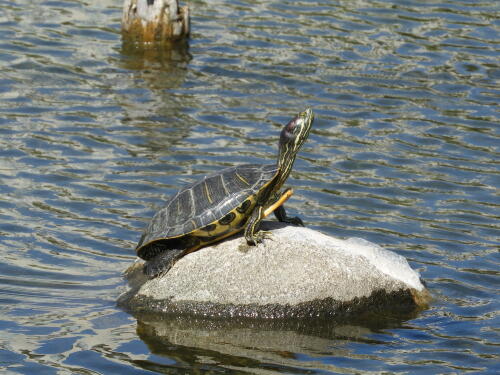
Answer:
1;0;499;373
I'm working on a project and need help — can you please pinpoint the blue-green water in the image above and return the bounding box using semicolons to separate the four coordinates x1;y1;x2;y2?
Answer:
0;0;499;373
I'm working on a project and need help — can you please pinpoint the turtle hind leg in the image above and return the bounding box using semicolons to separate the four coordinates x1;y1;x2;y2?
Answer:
143;249;185;278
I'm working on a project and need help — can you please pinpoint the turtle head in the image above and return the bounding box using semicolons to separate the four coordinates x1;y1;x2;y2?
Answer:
279;108;313;154
276;108;314;185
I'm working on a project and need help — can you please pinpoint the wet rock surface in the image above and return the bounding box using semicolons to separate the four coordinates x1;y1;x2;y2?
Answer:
119;222;429;318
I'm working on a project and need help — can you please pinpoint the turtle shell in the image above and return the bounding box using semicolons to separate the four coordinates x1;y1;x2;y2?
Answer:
136;163;278;260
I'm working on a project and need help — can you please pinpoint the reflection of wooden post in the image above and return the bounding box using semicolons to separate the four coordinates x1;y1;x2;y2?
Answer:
122;0;189;46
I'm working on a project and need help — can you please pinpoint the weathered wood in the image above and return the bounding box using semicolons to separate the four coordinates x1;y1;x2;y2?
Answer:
122;0;189;46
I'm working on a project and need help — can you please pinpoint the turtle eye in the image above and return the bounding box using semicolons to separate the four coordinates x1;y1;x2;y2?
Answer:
286;118;296;132
286;116;301;134
281;118;297;142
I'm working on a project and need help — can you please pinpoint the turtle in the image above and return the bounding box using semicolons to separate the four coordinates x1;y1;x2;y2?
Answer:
136;108;314;278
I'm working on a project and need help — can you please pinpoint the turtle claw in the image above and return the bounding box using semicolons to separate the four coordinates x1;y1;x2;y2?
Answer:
247;230;273;246
259;230;274;242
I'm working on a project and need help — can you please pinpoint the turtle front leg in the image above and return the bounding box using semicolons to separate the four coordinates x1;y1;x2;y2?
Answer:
244;206;271;245
274;202;304;226
268;188;304;226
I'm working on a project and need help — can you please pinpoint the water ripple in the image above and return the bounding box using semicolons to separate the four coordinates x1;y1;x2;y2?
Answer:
0;0;498;373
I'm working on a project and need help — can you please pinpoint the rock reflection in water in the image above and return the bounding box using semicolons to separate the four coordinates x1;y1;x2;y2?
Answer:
134;311;419;373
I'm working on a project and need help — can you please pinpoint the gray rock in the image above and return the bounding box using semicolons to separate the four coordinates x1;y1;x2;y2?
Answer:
120;222;429;318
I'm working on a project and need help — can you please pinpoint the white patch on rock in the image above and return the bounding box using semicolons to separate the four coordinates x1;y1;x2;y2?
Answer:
344;237;423;291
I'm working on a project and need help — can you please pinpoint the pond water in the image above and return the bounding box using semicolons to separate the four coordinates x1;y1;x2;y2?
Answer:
0;0;499;373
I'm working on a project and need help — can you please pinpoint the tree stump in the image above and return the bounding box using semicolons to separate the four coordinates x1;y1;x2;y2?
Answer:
122;0;190;46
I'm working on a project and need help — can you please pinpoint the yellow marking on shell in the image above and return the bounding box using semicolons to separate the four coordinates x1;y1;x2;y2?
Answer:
263;189;293;218
185;226;242;255
235;172;250;186
191;196;257;239
203;181;213;204
187;203;257;253
221;177;230;196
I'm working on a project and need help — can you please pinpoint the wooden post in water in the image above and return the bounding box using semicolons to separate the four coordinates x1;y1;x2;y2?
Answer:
122;0;189;46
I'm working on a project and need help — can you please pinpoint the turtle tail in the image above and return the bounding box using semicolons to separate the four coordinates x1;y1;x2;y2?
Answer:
144;249;185;278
